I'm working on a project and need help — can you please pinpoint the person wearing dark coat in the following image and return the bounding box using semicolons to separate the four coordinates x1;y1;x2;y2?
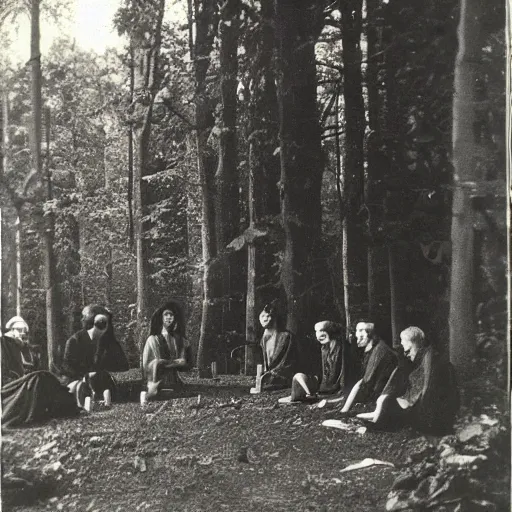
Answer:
340;321;397;413
60;305;129;403
1;317;79;428
357;326;459;435
278;320;345;404
142;300;192;399
256;301;300;391
2;370;80;428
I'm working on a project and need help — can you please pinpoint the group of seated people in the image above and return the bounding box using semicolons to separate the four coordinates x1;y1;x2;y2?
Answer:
1;298;459;435
254;301;459;435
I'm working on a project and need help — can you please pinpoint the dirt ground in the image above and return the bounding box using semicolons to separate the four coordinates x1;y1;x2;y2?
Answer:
2;371;417;512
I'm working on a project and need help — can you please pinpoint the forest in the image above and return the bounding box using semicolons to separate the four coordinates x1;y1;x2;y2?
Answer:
0;0;506;378
0;0;509;511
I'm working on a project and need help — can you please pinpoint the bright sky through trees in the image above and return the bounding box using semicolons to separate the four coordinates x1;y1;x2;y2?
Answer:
4;0;124;64
4;0;186;64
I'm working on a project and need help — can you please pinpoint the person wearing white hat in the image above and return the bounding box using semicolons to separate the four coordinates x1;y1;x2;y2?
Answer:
278;320;345;404
4;316;37;372
2;317;81;427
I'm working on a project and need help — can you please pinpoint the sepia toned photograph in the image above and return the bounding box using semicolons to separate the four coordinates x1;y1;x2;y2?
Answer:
0;0;509;510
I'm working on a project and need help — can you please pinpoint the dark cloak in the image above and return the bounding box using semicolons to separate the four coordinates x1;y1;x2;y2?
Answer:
382;345;459;434
2;371;80;428
260;331;299;390
358;338;397;402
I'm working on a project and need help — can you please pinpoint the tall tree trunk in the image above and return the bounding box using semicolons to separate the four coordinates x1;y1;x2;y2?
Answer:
365;0;382;320
127;45;135;249
383;0;406;341
388;243;405;346
29;0;57;369
193;0;220;372
340;0;367;334
214;0;241;370
215;0;240;249
274;0;324;337
2;92;23;317
42;107;59;370
449;0;482;377
245;0;280;374
15;213;21;314
131;0;165;333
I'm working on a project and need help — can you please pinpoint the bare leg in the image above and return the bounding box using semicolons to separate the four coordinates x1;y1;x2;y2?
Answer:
294;373;313;396
356;394;389;422
372;394;389;423
341;380;362;413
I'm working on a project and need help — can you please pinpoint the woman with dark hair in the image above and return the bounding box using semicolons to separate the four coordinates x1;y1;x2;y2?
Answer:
255;301;299;391
142;300;192;399
60;304;129;405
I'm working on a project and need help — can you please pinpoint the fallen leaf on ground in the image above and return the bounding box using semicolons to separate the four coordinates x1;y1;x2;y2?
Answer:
458;424;484;442
322;419;352;430
340;458;395;473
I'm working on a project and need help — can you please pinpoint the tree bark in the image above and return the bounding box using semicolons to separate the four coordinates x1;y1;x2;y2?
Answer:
29;0;58;369
193;0;220;372
340;0;367;334
245;0;280;374
274;0;324;337
449;0;482;377
214;0;241;369
365;0;382;320
131;0;165;330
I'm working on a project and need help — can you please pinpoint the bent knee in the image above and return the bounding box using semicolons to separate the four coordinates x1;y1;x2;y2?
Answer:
376;394;389;406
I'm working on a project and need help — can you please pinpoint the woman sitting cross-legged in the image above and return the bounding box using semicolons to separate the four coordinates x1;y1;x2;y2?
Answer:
279;321;346;404
142;300;192;400
356;326;459;435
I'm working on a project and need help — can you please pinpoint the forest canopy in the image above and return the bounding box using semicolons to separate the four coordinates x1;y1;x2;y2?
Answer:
0;0;506;379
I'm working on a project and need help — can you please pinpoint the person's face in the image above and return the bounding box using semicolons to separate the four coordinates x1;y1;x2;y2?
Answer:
355;323;372;348
11;323;28;342
93;314;109;333
400;335;419;361
315;329;331;345
162;310;175;330
259;311;273;329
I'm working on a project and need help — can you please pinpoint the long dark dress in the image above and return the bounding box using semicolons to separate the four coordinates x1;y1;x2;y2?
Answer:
358;338;397;403
261;331;298;390
1;335;25;386
318;341;344;395
2;371;79;428
381;345;459;434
